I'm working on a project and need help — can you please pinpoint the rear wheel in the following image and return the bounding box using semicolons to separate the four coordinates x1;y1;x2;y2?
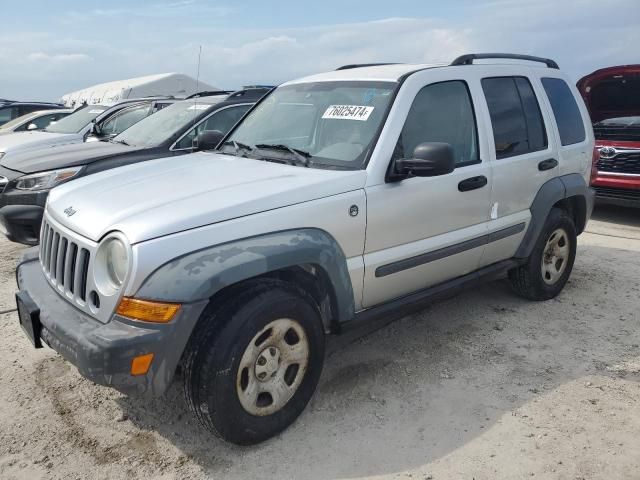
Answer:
509;208;577;300
182;279;325;445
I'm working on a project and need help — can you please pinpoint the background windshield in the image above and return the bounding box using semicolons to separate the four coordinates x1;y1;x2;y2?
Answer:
0;113;35;131
45;105;107;134
226;81;396;168
114;100;220;148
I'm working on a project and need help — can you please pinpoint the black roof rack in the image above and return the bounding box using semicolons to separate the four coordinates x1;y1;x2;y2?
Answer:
336;63;400;71
451;53;559;69
185;90;233;99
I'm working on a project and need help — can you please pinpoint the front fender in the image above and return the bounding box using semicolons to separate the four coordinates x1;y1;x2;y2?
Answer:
135;228;355;322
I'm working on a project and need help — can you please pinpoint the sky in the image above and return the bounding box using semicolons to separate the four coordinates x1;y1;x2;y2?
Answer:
1;0;639;101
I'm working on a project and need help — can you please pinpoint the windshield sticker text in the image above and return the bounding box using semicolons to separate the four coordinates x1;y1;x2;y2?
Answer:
322;105;374;121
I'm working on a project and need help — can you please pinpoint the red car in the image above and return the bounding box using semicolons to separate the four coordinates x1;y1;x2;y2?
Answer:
578;65;640;207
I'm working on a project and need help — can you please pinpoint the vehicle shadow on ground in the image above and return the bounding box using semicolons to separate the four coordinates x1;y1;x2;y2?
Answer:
115;244;640;479
591;204;640;228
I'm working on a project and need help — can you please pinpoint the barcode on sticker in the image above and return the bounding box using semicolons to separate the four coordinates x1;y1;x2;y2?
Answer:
322;105;374;121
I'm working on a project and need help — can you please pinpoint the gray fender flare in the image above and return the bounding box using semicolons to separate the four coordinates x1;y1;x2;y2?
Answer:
135;228;355;323
515;173;594;259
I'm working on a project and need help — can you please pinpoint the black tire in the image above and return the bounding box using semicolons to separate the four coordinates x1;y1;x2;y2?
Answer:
182;278;325;445
508;208;577;301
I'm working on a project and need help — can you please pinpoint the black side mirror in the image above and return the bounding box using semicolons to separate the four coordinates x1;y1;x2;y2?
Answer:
394;142;455;178
91;120;102;136
195;130;224;151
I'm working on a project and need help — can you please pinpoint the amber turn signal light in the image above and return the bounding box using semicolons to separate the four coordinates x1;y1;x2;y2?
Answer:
116;297;181;323
131;353;154;376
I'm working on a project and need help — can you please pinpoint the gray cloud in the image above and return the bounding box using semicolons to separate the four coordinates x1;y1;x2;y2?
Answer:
3;2;639;101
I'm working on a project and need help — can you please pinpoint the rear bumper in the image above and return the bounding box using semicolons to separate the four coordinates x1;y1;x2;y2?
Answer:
592;173;640;207
16;251;207;396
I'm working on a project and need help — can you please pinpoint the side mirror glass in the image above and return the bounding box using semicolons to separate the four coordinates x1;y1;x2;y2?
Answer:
195;130;224;151
394;142;455;178
26;123;38;131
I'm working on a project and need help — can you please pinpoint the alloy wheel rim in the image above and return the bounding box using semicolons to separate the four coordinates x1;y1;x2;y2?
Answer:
541;228;570;285
236;318;309;416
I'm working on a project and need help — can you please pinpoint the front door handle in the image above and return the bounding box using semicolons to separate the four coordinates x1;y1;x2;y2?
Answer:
458;175;488;192
538;158;558;171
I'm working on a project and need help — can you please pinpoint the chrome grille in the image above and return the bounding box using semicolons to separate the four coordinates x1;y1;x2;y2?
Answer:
597;149;640;175
38;211;121;324
0;176;7;194
40;218;91;304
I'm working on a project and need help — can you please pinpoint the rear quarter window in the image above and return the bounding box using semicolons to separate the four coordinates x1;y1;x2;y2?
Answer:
482;76;548;159
541;78;586;146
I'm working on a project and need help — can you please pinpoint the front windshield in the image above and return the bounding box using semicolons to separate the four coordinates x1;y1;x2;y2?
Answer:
114;100;219;148
45;105;108;134
223;81;397;169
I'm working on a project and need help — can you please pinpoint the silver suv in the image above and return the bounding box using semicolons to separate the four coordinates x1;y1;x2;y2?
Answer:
15;54;595;445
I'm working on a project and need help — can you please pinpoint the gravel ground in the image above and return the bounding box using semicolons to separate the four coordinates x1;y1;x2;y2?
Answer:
0;204;639;480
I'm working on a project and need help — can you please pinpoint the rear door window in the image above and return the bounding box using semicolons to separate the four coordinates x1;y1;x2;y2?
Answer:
541;78;586;146
482;77;548;159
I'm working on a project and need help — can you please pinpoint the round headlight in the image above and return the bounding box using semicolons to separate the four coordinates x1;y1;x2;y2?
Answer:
105;238;128;287
94;234;130;295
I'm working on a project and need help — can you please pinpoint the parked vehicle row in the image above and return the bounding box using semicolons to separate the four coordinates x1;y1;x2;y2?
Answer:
0;88;270;244
14;53;596;445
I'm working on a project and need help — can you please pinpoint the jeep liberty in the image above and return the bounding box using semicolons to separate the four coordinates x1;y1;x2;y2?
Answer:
15;54;595;445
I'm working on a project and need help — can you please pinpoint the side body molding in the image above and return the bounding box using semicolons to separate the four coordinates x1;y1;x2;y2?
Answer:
135;228;356;323
515;173;594;259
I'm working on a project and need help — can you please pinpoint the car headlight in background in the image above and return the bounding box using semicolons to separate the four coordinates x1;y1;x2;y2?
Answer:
14;166;83;191
94;233;131;296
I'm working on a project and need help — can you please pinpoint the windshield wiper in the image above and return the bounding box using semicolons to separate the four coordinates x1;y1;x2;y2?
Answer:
255;143;312;167
221;140;253;156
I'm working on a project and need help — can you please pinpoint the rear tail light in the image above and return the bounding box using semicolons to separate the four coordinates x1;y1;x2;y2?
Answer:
590;148;600;185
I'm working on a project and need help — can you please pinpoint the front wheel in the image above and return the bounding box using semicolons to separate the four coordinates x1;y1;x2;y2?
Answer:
509;208;577;301
182;279;325;445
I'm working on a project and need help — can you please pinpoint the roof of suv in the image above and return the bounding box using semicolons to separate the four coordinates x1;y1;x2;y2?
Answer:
286;63;444;84
285;54;562;85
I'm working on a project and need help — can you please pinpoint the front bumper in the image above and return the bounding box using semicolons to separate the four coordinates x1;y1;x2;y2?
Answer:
0;188;48;245
592;173;640;208
16;250;208;396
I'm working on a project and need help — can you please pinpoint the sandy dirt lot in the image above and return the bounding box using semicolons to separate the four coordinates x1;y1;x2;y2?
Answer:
0;204;639;480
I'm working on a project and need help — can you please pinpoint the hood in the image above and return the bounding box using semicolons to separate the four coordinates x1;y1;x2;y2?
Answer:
0;140;138;174
47;152;367;244
577;65;640;123
0;131;83;156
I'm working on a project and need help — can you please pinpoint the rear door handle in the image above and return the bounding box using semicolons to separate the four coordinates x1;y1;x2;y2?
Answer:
538;158;558;171
458;175;488;192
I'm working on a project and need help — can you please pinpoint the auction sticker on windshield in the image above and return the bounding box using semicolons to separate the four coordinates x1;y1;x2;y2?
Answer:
188;105;210;110
322;105;374;121
88;109;105;114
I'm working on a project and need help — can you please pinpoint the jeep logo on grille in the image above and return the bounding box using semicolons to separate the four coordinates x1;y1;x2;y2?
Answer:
64;206;77;217
599;146;617;159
